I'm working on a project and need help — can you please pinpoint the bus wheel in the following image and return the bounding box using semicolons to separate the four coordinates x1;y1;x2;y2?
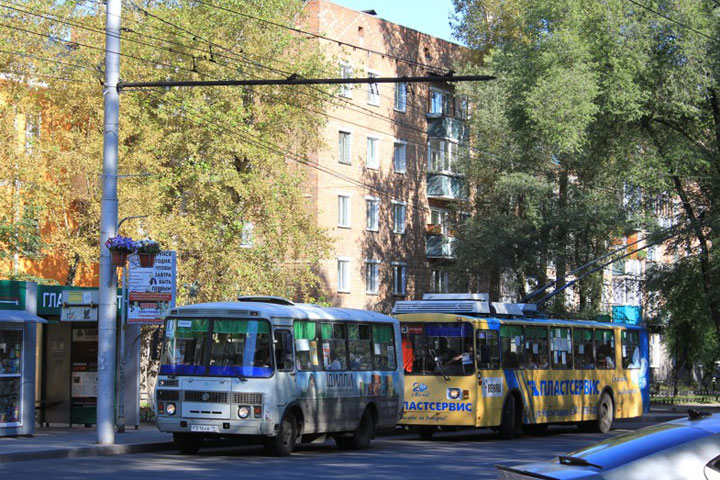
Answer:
499;395;516;440
597;392;614;433
418;426;434;440
173;433;203;455
336;409;375;450
265;411;297;456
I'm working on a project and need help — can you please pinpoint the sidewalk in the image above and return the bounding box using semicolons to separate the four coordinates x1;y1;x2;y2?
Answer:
1;405;716;463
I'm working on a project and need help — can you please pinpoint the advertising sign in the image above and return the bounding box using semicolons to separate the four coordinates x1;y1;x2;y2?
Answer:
127;251;176;325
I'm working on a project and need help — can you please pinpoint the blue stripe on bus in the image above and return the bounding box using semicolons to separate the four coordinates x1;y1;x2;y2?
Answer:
208;365;272;377
425;323;473;337
159;364;206;375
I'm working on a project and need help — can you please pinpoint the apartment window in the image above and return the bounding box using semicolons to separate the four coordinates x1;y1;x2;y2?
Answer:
457;95;469;119
338;194;351;228
429;208;448;235
392;262;406;296
239;222;254;248
428;139;456;172
430;88;452;116
365;260;379;294
393;141;407;173
431;270;449;293
367;71;379;106
337;258;350;293
366;136;379;169
395;82;407;112
366;196;379;231
25;111;41;152
393;202;406;234
339;63;352;98
338;130;352;165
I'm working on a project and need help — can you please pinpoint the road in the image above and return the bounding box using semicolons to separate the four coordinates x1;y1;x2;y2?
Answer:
0;423;650;479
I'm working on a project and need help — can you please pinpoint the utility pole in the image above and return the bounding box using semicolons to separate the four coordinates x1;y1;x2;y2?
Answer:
98;0;121;445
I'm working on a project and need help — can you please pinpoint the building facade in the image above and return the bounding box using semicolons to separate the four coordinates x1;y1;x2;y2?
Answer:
301;0;468;311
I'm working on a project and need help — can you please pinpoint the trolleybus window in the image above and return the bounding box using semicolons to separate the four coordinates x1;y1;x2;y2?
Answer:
500;325;524;369
209;319;272;377
550;327;572;369
348;324;372;370
322;323;348;370
372;324;397;371
621;329;641;369
400;322;472;375
573;328;594;369
525;326;549;370
401;323;427;374
161;318;209;374
295;320;322;371
476;330;500;370
595;329;616;369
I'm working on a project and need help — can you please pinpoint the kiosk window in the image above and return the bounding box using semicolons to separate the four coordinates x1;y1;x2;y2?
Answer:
294;320;321;371
573;328;594;369
596;329;616;370
348;324;372;370
550;327;572;369
525;326;549;370
500;325;524;369
476;330;500;370
622;330;641;369
0;327;22;425
322;323;348;370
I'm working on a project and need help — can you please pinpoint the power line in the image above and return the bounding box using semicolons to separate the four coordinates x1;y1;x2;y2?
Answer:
625;0;719;42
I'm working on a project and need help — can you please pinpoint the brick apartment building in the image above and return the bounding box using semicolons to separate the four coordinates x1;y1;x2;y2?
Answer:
300;0;468;311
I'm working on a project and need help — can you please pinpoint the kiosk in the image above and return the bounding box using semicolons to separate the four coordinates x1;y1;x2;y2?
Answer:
0;281;46;436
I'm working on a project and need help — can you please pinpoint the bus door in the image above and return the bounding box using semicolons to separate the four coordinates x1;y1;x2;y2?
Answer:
273;329;295;412
475;328;502;427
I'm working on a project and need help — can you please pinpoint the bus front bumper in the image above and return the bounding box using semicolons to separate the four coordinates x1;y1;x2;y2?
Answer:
157;417;275;436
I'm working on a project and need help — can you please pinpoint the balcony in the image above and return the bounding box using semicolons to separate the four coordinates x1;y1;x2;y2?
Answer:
426;235;456;259
426;115;468;142
427;173;468;201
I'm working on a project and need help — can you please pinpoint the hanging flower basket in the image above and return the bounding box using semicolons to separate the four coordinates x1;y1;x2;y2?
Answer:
106;235;137;267
136;239;161;268
138;253;156;268
111;251;128;266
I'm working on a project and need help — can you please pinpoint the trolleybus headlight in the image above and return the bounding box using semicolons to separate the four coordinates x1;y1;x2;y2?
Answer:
447;388;461;400
166;403;176;416
238;406;250;419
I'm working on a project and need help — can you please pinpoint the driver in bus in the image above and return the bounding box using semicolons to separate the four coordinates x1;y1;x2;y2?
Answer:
436;338;461;366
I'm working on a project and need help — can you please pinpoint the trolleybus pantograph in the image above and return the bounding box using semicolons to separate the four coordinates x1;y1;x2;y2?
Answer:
155;297;404;455
395;293;649;439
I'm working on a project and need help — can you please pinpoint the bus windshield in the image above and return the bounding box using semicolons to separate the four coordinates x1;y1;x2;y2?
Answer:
401;322;474;376
160;318;273;378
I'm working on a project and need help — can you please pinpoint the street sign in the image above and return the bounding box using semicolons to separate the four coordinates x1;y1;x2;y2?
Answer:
127;251;176;325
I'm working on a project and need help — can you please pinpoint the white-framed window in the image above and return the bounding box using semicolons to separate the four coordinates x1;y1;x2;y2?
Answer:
392;201;406;234
337;257;350;293
392;262;406;296
366;136;379;169
429;208;448;235
338;130;352;165
393;140;407;173
431;270;449;293
365;259;380;294
339;62;353;98
428;138;457;172
430;87;452;116
338;194;351;228
647;245;657;262
365;196;379;231
240;221;254;248
395;82;407;112
367;70;379;106
457;95;469;119
25;111;41;152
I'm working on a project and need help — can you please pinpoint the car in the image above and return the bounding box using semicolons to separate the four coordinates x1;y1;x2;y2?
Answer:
496;410;720;480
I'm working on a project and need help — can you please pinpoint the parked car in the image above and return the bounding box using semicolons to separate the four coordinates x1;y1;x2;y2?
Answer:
497;411;720;480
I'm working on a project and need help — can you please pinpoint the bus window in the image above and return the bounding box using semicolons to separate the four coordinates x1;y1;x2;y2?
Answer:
573;328;594;369
550;327;572;369
426;323;474;375
595;329;616;369
525;326;549;369
476;330;500;370
500;325;524;369
161;318;208;373
294;320;322;371
622;330;641;369
274;329;294;371
209;319;272;376
348;324;372;370
372;324;397;371
322;323;348;370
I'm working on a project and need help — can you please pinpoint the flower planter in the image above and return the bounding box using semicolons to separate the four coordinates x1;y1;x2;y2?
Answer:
138;253;156;268
111;251;128;266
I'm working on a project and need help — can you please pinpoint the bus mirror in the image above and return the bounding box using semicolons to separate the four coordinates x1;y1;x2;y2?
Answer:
296;339;310;352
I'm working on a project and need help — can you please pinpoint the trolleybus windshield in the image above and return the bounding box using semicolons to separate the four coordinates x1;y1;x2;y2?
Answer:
401;322;474;376
160;318;273;378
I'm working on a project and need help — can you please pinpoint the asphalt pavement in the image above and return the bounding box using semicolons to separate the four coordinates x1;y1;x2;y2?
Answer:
0;405;711;463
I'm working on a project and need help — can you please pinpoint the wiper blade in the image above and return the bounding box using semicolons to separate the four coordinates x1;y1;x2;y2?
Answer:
429;349;450;381
558;456;603;469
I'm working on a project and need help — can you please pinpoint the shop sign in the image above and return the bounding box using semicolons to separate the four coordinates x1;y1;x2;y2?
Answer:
0;281;26;311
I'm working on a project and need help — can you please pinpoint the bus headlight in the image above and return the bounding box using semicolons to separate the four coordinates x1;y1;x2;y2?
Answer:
238;406;250;419
166;403;176;416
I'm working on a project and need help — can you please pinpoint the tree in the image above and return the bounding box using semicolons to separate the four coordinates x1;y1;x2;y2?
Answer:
0;0;333;300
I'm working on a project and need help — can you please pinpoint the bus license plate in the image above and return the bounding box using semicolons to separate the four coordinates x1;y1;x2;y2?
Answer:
190;425;218;432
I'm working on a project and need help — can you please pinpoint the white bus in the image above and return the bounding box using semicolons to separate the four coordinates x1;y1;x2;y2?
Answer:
155;297;404;456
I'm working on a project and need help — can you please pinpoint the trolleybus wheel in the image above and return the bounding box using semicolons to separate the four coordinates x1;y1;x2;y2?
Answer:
597;392;614;433
335;409;375;450
418;426;434;440
173;432;203;455
265;411;297;456
499;395;516;440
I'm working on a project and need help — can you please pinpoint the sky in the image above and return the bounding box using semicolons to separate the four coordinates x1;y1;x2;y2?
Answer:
330;0;459;44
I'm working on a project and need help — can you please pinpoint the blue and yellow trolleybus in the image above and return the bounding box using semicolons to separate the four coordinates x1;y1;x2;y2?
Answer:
394;294;649;439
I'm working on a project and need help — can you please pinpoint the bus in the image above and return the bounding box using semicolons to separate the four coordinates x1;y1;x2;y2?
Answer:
394;294;649;439
155;297;404;456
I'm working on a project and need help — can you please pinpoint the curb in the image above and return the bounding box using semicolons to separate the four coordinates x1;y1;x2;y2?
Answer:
0;441;175;464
